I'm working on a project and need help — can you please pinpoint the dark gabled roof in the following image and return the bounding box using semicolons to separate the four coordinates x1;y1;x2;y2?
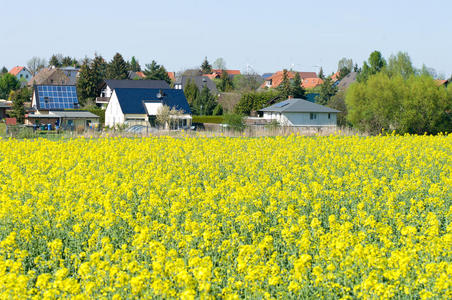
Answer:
260;98;340;113
336;72;358;90
103;79;170;90
179;76;218;94
114;88;191;115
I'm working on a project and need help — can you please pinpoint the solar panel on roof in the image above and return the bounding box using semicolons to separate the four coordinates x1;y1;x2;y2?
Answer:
37;86;79;110
273;101;290;108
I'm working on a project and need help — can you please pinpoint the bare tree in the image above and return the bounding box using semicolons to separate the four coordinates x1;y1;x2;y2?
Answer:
156;105;170;129
27;57;46;75
213;58;226;70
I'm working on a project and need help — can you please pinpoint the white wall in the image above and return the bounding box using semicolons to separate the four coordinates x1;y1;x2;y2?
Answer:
100;86;113;98
144;102;163;115
263;112;337;126
105;91;125;127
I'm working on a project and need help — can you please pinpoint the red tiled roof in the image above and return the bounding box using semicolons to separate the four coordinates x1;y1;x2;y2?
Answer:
302;77;324;89
167;72;176;81
203;73;219;80
435;79;447;86
331;71;340;82
212;69;241;76
9;66;24;76
261;70;318;89
135;71;146;78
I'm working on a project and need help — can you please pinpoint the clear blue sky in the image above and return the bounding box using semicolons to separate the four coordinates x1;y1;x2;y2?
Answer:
1;0;451;76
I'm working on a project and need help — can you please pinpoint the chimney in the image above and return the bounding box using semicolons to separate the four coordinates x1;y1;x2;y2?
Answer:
288;95;294;99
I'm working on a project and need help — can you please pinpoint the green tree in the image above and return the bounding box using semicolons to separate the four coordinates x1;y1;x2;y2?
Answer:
385;52;416;79
346;72;401;134
77;59;98;106
219;70;234;92
358;51;386;82
318;67;324;79
346;72;451;134
200;57;212;74
143;60;171;84
0;73;20;99
291;72;305;98
420;64;438;78
8;88;31;123
130;56;141;72
1;67;7;74
277;69;291;99
92;54;107;88
61;56;73;67
107;53;129;80
233;73;263;91
327;90;348;127
192;85;217;115
315;77;337;105
398;75;452;134
49;54;63;67
235;90;281;115
223;113;245;131
183;78;199;105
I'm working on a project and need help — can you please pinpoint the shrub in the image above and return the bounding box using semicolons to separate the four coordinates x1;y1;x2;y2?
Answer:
223;113;246;131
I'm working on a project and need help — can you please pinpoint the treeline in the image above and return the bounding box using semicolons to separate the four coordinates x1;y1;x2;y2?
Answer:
76;53;170;106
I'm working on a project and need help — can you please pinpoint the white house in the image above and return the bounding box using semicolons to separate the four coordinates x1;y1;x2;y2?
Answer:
259;98;339;127
105;88;192;128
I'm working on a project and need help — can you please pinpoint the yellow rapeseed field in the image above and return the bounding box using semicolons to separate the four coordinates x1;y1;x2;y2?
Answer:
0;134;450;299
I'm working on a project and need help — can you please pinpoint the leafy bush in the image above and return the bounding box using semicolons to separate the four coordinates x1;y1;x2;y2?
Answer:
235;90;281;115
223;113;246;131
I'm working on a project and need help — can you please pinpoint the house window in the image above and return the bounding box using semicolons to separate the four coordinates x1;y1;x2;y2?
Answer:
328;113;331;119
310;113;317;120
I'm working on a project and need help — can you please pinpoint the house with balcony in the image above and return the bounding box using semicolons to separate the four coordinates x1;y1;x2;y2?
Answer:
105;88;191;129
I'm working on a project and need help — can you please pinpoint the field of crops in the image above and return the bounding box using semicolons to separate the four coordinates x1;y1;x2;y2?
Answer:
0;134;450;299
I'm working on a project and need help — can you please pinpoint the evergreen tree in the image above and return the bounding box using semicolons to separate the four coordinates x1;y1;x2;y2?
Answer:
315;77;337;105
106;53;129;79
130;56;141;72
183;78;199;105
72;58;81;68
76;59;98;106
219;70;233;92
143;60;171;84
277;69;292;99
61;56;73;67
92;54;108;95
1;67;7;74
200;57;212;74
291;72;305;98
318;67;325;79
8;88;30;123
192;85;217;115
49;54;62;67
